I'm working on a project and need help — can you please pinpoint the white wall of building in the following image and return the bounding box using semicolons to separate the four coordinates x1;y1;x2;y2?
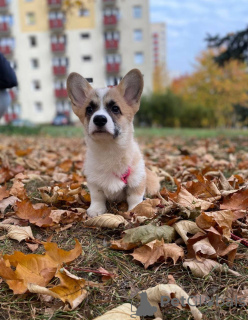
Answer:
4;0;154;124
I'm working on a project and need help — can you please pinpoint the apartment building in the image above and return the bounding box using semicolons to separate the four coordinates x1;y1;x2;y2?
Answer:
0;0;153;124
151;22;168;91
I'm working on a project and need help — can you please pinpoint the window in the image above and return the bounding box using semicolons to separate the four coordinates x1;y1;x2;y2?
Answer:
134;29;143;41
86;78;93;83
31;58;39;69
133;6;142;18
26;12;36;25
134;52;144;64
29;36;37;47
83;55;92;61
79;9;90;17
34;102;43;112
81;32;90;39
32;80;41;90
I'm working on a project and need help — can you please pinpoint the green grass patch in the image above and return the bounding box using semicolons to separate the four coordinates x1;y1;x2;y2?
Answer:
1;125;248;138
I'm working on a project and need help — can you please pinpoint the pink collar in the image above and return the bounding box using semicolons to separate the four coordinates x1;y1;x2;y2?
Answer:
115;167;131;184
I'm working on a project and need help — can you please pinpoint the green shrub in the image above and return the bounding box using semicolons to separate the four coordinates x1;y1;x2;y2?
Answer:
137;90;217;128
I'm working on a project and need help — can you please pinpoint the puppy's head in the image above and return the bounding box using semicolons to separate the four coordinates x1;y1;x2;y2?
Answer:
67;69;144;141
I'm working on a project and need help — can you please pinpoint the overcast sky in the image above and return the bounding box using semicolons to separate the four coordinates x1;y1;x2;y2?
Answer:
150;0;248;76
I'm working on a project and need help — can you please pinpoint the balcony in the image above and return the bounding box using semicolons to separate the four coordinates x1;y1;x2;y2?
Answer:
49;18;64;31
0;0;8;12
104;15;117;26
51;42;65;53
0;22;10;35
0;45;12;56
55;88;67;98
53;66;67;76
47;0;62;8
106;63;120;73
105;39;118;50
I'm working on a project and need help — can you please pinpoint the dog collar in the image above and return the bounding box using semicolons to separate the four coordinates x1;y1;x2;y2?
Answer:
115;167;131;184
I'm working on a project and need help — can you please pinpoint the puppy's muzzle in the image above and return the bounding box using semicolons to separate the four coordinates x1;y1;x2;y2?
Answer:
93;115;107;127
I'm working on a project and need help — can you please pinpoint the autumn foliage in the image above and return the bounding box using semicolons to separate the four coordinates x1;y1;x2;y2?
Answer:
0;135;248;318
171;50;248;127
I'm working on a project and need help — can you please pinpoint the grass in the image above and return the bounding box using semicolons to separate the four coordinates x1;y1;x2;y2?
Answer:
1;124;248;138
1;224;248;320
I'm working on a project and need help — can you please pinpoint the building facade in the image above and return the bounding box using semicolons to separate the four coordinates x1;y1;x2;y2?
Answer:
0;0;153;124
151;22;168;92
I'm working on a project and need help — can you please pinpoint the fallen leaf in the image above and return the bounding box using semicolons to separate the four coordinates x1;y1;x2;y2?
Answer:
185;174;221;201
183;258;241;278
139;284;202;320
221;188;248;210
0;186;9;201
173;220;203;243
0;239;82;294
121;224;176;247
130;199;160;218
93;303;140;319
0;196;18;214
0;223;34;242
84;214;127;229
196;210;234;238
10;180;27;200
131;239;184;268
28;268;87;310
15;200;54;227
168;182;213;212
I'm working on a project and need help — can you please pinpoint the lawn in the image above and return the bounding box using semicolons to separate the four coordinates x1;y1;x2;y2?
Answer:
1;124;248;138
0;132;248;320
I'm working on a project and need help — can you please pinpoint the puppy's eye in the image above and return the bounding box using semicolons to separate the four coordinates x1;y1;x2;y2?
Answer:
86;106;93;115
111;105;120;114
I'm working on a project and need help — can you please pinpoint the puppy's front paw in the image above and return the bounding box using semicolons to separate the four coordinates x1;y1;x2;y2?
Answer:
87;205;107;218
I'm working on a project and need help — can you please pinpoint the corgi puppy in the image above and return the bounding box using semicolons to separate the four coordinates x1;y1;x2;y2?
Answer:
67;69;160;217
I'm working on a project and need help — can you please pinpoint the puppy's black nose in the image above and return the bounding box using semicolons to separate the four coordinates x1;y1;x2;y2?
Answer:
93;115;107;127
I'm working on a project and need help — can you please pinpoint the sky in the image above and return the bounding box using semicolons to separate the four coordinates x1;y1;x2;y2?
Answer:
150;0;248;76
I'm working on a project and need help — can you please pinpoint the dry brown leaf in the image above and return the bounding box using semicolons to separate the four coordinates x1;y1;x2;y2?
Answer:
0;239;82;294
183;258;241;278
0;186;10;201
221;188;248;210
110;239;138;251
28;268;88;310
10;180;27;200
173;220;203;243
93;303;140;320
130;199;160;218
0;196;18;213
84;214;127;229
168;182;213;213
185;174;221;201
139;284;202;319
15;200;54;227
0;223;34;242
192;238;216;257
131;239;184;268
196;210;234;238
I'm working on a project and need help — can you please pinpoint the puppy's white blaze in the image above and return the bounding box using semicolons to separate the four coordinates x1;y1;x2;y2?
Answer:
88;87;115;135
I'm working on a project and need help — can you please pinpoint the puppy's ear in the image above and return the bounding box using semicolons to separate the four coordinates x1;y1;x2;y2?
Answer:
67;73;93;116
117;69;144;110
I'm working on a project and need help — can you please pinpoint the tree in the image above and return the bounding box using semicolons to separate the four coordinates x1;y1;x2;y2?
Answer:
206;27;248;66
153;63;168;93
171;50;248;127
